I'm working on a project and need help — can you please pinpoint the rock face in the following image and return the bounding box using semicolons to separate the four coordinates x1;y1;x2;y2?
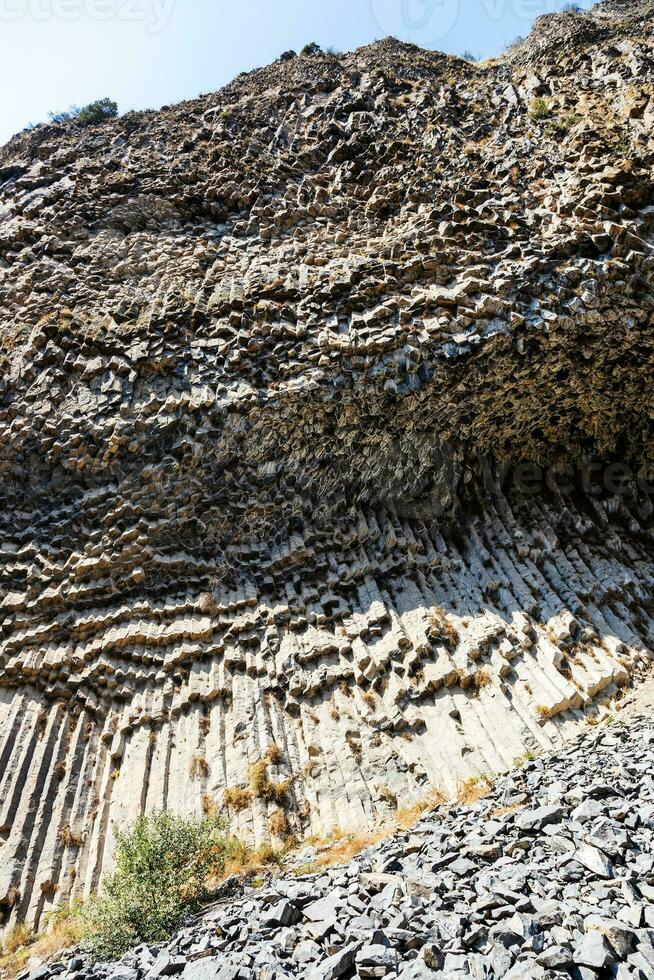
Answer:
0;0;653;933
35;714;654;978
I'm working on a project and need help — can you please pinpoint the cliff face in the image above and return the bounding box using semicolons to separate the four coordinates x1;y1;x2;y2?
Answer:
1;0;653;931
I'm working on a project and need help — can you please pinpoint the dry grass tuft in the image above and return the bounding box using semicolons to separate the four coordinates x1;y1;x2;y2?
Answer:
209;837;287;886
248;759;292;805
456;776;493;805
345;733;362;763
266;779;292;806
378;786;398;808
293;786;450;876
395;789;447;830
223;786;252;812
248;759;269;796
205;837;255;887
302;759;320;779
201;793;218;818
1;923;35;957
0;906;84;979
427;609;460;650
58;824;83;848
253;843;284;867
470;668;492;695
292;829;386;876
265;742;283;765
268;810;291;839
189;754;209;780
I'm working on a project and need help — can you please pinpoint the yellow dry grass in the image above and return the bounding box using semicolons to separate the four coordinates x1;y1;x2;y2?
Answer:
268;810;290;839
291;787;450;876
291;828;387;876
189;755;209;780
395;789;447;829
0;907;83;980
223;786;252;812
265;743;283;765
208;839;286;886
456;776;493;805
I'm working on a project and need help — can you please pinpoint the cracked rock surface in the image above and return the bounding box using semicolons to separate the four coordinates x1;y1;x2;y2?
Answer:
33;712;654;979
1;0;654;933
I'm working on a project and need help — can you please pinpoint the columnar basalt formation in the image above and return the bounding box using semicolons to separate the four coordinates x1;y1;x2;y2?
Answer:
30;711;654;979
1;0;653;932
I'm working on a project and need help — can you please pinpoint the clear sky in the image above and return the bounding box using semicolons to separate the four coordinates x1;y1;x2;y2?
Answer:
0;0;595;146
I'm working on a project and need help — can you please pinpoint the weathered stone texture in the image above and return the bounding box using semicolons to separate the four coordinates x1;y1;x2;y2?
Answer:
1;0;654;932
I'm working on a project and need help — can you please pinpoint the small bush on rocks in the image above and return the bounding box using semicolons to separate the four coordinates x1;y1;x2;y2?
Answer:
82;811;232;960
77;99;118;126
529;98;553;121
48;99;118;128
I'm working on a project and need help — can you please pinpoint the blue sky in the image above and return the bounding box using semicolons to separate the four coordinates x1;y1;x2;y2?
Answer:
0;0;594;146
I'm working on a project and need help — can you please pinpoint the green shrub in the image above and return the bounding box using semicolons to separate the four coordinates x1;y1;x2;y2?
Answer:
529;98;552;121
48;98;118;128
47;106;79;124
77;99;118;126
300;41;322;56
82;811;232;960
545;112;582;136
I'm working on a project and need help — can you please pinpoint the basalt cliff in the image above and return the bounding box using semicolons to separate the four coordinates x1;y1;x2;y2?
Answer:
1;0;654;934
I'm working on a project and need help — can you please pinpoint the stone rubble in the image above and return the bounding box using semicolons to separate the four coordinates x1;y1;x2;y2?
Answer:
28;714;654;979
1;0;654;933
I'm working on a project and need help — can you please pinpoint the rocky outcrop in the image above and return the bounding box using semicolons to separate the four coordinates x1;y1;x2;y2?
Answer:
31;713;654;979
1;0;654;933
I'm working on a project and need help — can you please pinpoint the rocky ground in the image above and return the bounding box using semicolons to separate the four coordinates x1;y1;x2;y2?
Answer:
27;696;654;980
